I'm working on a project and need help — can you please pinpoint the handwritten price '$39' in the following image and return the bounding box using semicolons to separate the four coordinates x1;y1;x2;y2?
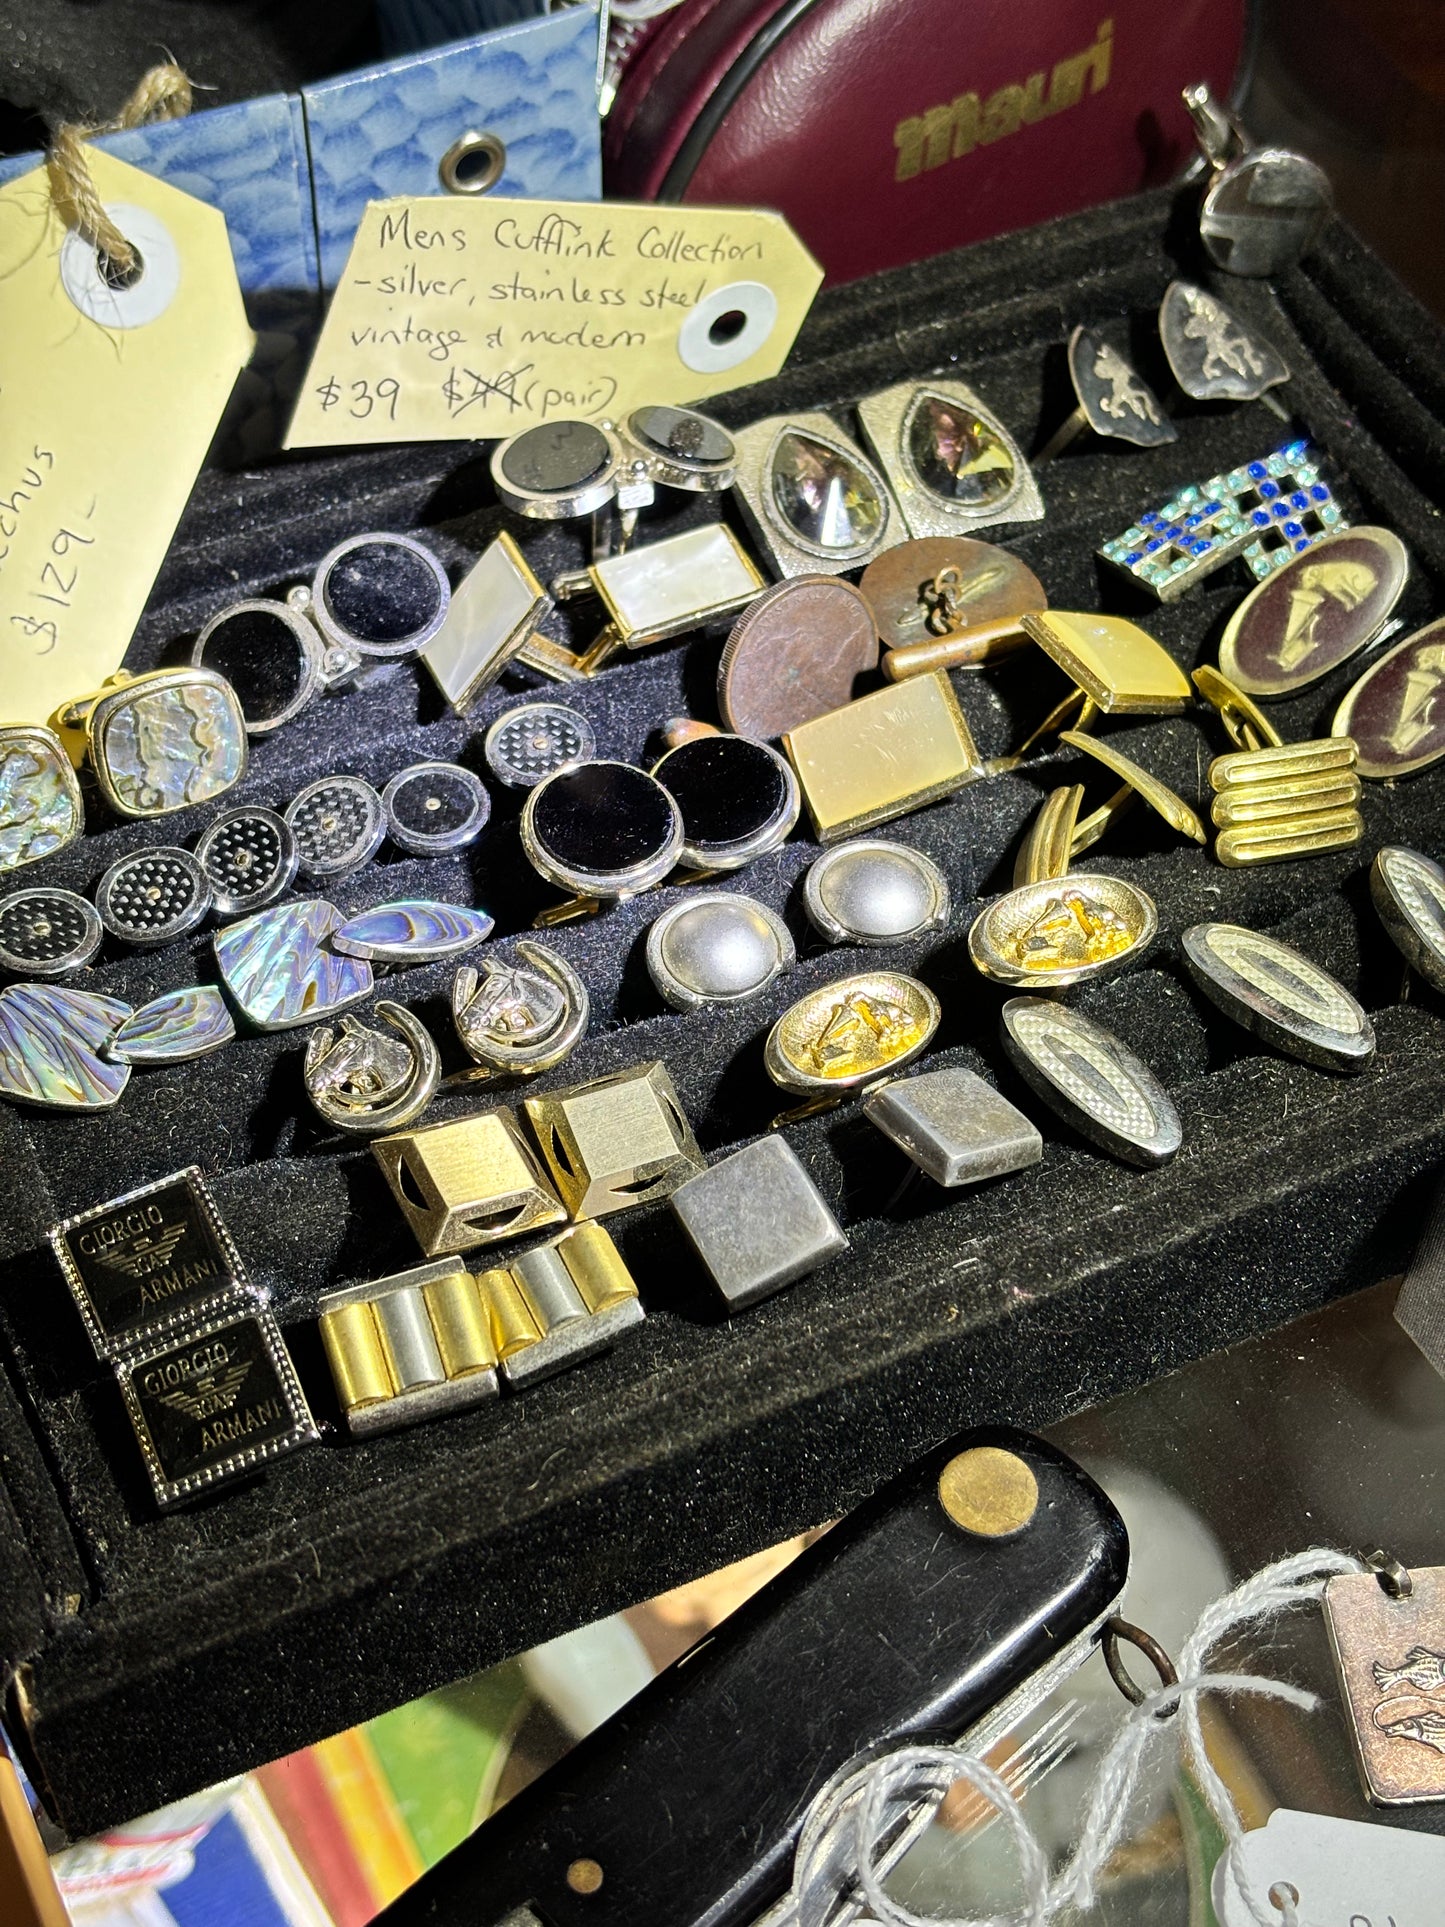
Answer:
313;376;400;421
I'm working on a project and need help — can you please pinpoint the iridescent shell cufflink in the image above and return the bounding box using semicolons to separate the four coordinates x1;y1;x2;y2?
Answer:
0;724;83;874
53;668;247;819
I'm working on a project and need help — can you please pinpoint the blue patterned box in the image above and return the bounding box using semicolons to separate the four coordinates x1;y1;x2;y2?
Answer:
0;10;601;294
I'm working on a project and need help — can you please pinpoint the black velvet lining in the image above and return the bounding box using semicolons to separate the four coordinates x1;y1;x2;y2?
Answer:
3;186;1445;1834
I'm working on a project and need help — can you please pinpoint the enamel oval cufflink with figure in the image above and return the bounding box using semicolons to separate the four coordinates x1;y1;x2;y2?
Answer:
854;378;1043;540
1219;527;1408;698
1035;325;1176;463
192;531;451;733
1184;81;1333;277
1333;614;1445;780
731;410;906;577
52;667;247;820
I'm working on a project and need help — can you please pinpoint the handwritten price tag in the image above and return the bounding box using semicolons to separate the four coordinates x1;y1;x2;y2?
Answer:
1215;1810;1445;1927
0;150;253;726
285;199;823;448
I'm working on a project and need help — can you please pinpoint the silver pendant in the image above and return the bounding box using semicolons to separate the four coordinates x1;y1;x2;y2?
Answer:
646;894;795;1011
732;411;905;578
862;1066;1043;1187
305;1001;440;1135
802;840;950;946
0;983;133;1110
194;806;299;917
1158;281;1290;403
1372;846;1445;994
214;899;373;1032
109;986;236;1064
0;724;84;874
1181;922;1374;1073
0;887;103;977
284;775;387;880
854;377;1043;540
452;941;588;1077
96;847;213;948
1186;81;1333;277
331;900;494;965
484;702;596;791
1000;997;1181;1166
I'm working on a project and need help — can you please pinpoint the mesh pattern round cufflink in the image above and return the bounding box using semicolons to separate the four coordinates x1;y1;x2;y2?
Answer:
0;887;103;976
651;734;799;872
285;776;387;880
382;762;490;856
96;847;213;948
485;703;596;790
195;807;298;916
521;761;683;903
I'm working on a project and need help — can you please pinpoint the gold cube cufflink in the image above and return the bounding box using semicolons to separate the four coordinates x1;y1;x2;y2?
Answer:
523;1059;704;1219
372;1107;566;1256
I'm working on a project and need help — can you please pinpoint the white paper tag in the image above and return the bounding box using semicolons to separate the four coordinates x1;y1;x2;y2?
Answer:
1214;1809;1445;1926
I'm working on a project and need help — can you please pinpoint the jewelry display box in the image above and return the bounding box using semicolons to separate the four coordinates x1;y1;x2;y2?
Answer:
1;185;1443;1835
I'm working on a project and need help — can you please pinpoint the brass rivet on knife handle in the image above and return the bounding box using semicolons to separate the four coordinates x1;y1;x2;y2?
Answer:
1215;807;1364;867
883;615;1033;680
1058;727;1209;845
1193;664;1285;751
566;1857;605;1895
1013;785;1085;886
938;1446;1039;1538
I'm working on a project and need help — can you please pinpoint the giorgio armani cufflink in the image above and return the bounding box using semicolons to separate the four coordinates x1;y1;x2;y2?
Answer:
802;839;950;947
1000;998;1182;1167
718;575;879;739
521;760;683;921
193;531;451;733
1184;81;1333;277
374;1105;567;1255
764;970;940;1121
50;1167;316;1506
1181;922;1374;1074
864;536;1046;679
1372;846;1445;994
1195;665;1363;864
669;1134;846;1312
523;1060;704;1219
854;378;1043;539
1158;280;1290;405
652;732;799;874
1098;442;1347;602
304;1001;441;1135
1219;527;1408;698
732;411;905;578
862;1066;1043;1187
52;668;247;820
419;533;552;715
1035;326;1176;463
784;670;983;843
646;893;795;1010
0;723;83;874
1334;615;1445;779
453;942;589;1079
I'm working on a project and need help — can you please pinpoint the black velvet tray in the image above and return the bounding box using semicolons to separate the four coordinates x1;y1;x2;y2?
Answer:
3;185;1444;1836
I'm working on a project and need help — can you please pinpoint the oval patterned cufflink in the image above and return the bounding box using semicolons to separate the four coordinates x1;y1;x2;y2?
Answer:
646;893;795;1011
731;411;905;578
1181;922;1374;1074
54;668;247;820
855;378;1043;539
452;941;588;1078
1000;997;1181;1167
330;901;493;965
765;970;940;1105
652;733;799;873
1333;616;1445;780
0;724;84;875
1372;846;1445;995
1220;528;1408;699
305;1001;441;1135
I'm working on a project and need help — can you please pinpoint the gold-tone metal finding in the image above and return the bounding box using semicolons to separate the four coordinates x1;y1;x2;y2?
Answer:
883;615;1033;680
998;686;1099;769
532;894;605;927
969;872;1158;989
1057;728;1209;845
1214;809;1364;867
1192;664;1284;751
523;1060;703;1219
938;1446;1039;1538
783;670;984;843
372;1108;566;1256
319;1299;395;1413
1013;785;1085;886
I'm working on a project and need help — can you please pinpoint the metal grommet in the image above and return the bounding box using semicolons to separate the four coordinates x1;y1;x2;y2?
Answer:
438;130;506;196
1102;1615;1178;1715
1368;1548;1414;1599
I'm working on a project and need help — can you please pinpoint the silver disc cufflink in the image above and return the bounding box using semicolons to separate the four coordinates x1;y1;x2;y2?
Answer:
802;840;950;946
1185;82;1333;277
0;887;103;977
285;775;387;880
382;761;491;856
96;847;213;948
646;893;795;1010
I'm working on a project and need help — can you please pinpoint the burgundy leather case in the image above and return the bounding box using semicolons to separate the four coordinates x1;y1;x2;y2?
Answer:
605;0;1247;282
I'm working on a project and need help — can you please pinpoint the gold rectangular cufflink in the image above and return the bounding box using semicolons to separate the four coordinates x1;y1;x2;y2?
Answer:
372;1107;567;1256
783;669;984;842
319;1257;501;1436
420;533;552;714
523;1059;704;1219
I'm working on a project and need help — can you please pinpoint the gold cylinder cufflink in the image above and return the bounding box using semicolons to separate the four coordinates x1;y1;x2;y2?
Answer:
319;1257;501;1436
1194;666;1363;865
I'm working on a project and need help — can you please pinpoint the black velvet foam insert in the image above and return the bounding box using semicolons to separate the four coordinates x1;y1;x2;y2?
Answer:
3;188;1445;1835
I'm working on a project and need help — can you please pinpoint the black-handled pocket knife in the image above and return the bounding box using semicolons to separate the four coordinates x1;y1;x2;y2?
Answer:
378;1427;1128;1927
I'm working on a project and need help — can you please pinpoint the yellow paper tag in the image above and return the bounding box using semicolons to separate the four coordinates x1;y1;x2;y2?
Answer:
285;198;823;448
0;149;254;725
